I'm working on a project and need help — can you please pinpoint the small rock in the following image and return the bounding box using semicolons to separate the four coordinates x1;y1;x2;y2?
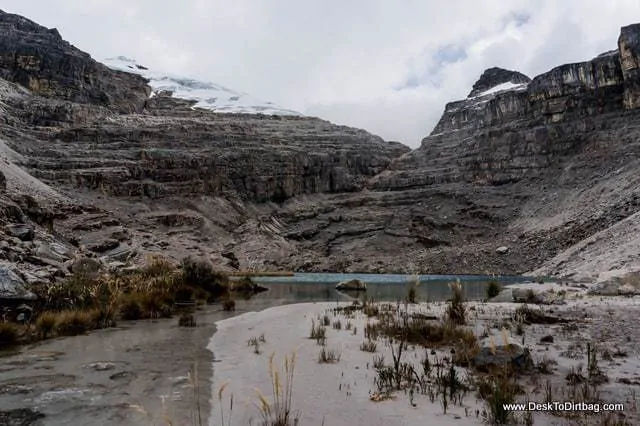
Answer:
87;362;116;371
0;266;36;300
540;335;554;343
496;246;509;254
110;371;136;381
107;261;127;271
101;244;137;262
336;279;367;291
5;224;34;241
86;239;120;253
110;227;130;241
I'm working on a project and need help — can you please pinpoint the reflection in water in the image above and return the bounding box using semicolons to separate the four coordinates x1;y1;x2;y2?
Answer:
251;277;519;304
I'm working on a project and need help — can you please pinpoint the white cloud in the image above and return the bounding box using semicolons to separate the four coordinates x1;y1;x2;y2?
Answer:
2;0;640;147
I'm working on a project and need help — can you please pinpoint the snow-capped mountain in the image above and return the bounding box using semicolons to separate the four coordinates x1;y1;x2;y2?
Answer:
102;56;302;116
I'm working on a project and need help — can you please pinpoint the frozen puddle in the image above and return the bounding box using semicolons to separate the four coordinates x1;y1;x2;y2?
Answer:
208;302;485;426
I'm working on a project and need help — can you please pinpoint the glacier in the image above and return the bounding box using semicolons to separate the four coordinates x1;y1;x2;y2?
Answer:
101;56;303;116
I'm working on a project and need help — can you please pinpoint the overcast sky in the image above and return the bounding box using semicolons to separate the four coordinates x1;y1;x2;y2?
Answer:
3;1;640;147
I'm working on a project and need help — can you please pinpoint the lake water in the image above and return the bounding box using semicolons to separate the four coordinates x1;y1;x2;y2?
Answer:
247;272;530;303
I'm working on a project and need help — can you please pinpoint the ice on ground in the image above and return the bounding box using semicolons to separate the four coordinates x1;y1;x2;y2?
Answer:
208;296;640;426
101;56;302;116
208;302;484;426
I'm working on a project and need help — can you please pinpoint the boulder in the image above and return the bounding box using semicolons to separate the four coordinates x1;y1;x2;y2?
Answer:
511;288;566;305
336;279;367;291
86;238;120;253
222;251;240;270
512;288;536;303
5;224;34;241
588;280;640;296
473;340;533;372
618;283;640;296
0;266;36;300
99;244;137;262
34;242;70;263
496;246;509;255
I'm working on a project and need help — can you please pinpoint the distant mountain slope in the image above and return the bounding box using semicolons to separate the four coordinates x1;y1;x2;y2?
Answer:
102;56;303;116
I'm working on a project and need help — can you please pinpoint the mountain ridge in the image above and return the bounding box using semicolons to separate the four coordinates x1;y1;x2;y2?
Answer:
0;9;639;283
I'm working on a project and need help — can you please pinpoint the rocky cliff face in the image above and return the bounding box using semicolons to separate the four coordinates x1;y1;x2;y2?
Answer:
1;10;640;282
0;10;151;113
619;23;640;109
0;10;411;282
364;22;640;280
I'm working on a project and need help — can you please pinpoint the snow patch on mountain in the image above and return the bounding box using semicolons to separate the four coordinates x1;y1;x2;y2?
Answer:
102;56;302;116
470;81;529;99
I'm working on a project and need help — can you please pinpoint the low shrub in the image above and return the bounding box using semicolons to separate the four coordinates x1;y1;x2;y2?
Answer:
223;299;236;312
0;321;20;348
486;280;502;300
180;258;229;300
35;311;57;339
477;372;523;424
55;310;97;336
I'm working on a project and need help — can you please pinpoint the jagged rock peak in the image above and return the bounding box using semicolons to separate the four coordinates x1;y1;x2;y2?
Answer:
467;67;531;98
0;10;63;41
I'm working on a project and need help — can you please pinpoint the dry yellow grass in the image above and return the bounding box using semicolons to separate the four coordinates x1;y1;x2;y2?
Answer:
253;351;299;425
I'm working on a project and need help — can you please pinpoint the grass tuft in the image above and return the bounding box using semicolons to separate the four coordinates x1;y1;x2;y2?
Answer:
360;340;377;353
446;281;466;325
254;352;300;425
318;347;341;364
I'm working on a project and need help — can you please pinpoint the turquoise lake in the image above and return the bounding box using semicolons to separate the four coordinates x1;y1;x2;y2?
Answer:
245;272;531;303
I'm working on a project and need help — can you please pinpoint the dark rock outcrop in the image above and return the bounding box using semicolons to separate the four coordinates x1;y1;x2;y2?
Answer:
0;266;36;300
467;67;531;98
619;23;640;109
0;9;150;113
